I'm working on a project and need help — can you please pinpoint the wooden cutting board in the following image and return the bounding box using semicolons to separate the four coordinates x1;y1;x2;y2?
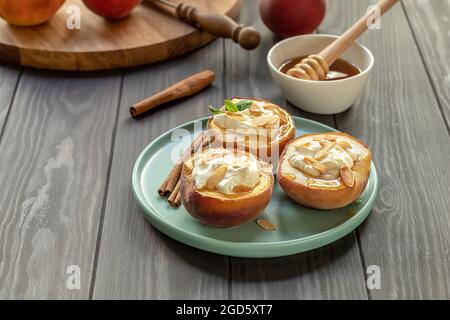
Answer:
0;0;241;70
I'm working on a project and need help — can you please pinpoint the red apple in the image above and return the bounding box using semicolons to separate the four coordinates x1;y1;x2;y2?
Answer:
259;0;326;38
0;0;65;26
82;0;141;20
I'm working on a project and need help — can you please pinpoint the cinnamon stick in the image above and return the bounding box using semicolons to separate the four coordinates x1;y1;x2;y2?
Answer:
168;180;181;207
160;163;183;196
173;191;182;208
130;70;215;117
158;131;214;209
168;134;213;204
182;131;206;160
158;132;205;197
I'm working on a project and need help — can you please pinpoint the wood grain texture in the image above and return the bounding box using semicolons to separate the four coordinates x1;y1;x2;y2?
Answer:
0;0;448;301
402;0;450;128
0;0;241;70
321;0;450;299
0;69;121;299
92;40;228;299
0;63;20;133
225;0;368;300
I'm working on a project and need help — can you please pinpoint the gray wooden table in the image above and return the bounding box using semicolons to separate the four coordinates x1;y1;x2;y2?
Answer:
1;0;449;299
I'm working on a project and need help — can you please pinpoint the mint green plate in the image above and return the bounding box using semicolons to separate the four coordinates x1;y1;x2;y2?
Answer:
132;116;378;258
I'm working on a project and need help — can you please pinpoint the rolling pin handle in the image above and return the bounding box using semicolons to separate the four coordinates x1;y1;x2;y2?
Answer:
175;3;261;50
232;25;261;50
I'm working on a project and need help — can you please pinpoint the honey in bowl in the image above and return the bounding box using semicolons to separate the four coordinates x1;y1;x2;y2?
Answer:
279;56;361;81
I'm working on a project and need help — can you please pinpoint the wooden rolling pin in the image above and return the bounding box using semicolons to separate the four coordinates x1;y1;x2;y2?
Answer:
130;70;215;117
151;0;261;50
287;0;398;80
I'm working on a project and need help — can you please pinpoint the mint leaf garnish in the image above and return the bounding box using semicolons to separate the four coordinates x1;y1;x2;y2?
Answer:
235;100;252;111
224;100;239;112
208;105;223;115
209;99;253;115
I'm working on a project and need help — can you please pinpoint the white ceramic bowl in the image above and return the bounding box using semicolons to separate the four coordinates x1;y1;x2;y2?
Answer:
267;34;374;114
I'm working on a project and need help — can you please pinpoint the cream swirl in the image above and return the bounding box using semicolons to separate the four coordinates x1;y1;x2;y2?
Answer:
212;99;281;138
191;149;261;195
287;139;359;180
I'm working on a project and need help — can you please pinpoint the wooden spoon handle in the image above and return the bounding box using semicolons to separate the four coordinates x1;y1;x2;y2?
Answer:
319;0;398;66
175;3;261;50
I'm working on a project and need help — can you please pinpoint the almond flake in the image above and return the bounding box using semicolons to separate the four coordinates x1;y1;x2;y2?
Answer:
284;173;296;180
313;137;322;141
253;115;278;127
337;140;352;149
340;166;355;187
313;163;327;175
233;184;253;193
303;156;317;165
321;141;336;152
226;112;244;120
249;104;262;116
346;208;357;217
256;219;276;231
264;117;279;128
324;136;337;142
314;150;327;161
205;165;228;190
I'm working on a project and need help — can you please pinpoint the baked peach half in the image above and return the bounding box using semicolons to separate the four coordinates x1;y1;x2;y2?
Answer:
277;132;372;210
207;98;295;163
180;148;274;228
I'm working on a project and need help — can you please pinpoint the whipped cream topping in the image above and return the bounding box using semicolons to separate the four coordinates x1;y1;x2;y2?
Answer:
286;138;359;181
191;149;262;195
212;99;281;138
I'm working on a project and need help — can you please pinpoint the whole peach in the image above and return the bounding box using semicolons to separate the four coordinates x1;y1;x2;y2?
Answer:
259;0;326;38
82;0;141;20
0;0;65;26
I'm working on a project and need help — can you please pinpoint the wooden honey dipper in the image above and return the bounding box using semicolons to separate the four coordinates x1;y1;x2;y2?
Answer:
287;0;398;80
